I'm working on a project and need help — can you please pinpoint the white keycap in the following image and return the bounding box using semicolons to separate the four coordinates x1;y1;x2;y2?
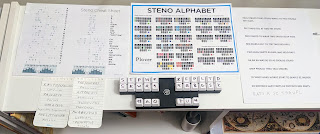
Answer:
151;77;159;83
199;76;206;83
215;76;221;82
175;76;183;83
192;97;200;106
183;83;191;91
199;83;206;91
191;76;198;83
175;83;183;91
136;77;143;83
183;76;191;83
128;83;135;92
176;98;185;106
215;82;222;91
151;99;160;107
207;82;214;91
119;84;127;92
184;98;192;106
143;83;151;92
152;83;159;92
135;83;143;92
191;83;199;91
120;77;127;84
128;77;135;83
144;77;151;83
207;76;214;82
136;98;143;107
144;99;151;107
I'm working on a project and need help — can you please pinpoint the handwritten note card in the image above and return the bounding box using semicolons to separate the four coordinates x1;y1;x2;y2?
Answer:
33;78;73;128
68;78;105;128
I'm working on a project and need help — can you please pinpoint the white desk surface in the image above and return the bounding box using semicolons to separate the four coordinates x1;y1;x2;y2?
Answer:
55;112;204;134
1;2;320;112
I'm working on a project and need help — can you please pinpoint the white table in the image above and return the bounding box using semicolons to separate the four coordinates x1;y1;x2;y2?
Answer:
1;1;320;133
1;2;320;112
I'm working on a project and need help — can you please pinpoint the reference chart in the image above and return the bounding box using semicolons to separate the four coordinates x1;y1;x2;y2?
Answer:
131;4;238;73
13;4;130;77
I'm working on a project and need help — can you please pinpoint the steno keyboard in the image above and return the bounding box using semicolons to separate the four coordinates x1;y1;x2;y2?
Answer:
119;76;222;109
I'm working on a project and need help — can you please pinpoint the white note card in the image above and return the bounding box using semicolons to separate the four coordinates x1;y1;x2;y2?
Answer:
234;8;320;103
68;78;105;128
131;3;238;73
33;78;73;128
14;3;130;78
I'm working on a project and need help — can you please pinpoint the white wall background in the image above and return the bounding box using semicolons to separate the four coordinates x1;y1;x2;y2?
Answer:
0;0;320;8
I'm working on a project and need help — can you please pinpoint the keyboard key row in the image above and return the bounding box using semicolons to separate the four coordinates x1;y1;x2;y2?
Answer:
175;82;221;91
120;76;221;84
176;97;199;106
175;76;221;83
136;98;160;107
120;83;159;93
120;77;159;84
